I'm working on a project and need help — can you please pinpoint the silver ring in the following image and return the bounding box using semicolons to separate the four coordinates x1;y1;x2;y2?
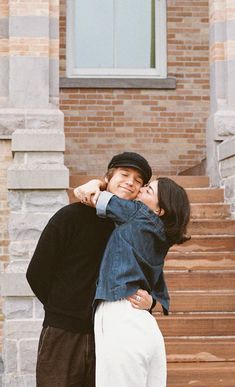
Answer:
136;295;141;302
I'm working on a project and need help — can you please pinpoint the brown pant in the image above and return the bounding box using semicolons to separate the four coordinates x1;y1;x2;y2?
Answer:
36;326;95;387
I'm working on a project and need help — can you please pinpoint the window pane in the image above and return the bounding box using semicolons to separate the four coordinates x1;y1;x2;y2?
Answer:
74;0;114;68
115;0;152;68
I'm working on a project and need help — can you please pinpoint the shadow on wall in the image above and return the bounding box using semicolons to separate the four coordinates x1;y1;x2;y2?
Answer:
179;158;206;176
0;355;3;387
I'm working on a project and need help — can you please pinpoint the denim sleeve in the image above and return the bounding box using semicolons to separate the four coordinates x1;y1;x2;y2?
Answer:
96;191;139;224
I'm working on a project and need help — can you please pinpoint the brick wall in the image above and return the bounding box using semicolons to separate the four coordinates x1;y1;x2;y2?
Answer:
0;140;12;352
60;1;209;178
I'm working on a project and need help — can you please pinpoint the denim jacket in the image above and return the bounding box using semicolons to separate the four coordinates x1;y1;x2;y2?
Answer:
95;191;170;314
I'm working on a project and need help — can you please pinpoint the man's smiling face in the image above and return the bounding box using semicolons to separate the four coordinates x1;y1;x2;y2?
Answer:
107;167;144;200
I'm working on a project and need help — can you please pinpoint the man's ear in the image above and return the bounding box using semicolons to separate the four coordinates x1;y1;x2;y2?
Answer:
155;208;165;217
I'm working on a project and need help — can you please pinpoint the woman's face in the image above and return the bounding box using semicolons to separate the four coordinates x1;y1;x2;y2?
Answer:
136;180;160;213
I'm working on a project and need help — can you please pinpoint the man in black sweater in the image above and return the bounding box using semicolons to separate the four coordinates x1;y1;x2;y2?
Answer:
26;152;152;387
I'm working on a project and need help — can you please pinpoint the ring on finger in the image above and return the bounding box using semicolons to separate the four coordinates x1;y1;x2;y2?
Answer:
136;295;141;302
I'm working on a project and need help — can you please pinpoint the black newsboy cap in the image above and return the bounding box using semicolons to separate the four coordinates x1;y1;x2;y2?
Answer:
108;152;152;184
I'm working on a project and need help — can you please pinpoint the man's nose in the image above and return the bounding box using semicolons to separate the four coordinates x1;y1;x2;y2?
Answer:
125;176;135;185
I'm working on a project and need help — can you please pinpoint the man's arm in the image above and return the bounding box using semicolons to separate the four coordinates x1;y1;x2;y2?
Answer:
26;220;63;305
74;179;106;206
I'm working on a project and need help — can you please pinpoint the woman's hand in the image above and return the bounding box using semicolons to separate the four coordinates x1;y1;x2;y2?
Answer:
73;179;105;207
127;289;153;311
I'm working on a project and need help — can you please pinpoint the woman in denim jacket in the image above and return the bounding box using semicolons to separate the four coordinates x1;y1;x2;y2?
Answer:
75;177;190;387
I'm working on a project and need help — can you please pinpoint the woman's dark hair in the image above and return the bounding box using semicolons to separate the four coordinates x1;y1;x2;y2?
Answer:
157;177;191;245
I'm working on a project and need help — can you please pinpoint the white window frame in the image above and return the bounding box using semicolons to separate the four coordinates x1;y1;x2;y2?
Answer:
67;0;167;79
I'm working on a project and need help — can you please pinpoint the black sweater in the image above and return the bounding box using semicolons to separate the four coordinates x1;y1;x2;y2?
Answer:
26;203;114;333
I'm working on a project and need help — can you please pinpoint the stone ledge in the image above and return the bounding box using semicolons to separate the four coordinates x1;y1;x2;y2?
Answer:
7;165;69;189
11;129;65;151
60;76;176;89
220;156;235;178
214;110;235;138
0;108;64;138
218;136;235;161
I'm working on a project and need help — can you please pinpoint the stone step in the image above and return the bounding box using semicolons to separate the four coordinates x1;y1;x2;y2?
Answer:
164;176;210;188
165;252;235;270
70;174;210;189
167;362;235;386
186;188;224;203
165;337;235;362
190;203;231;219
165;271;235;291
154;291;235;313
156;314;235;337
171;235;235;253
188;219;235;235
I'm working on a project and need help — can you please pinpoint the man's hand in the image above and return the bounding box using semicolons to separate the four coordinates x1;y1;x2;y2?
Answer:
73;179;105;207
127;289;153;311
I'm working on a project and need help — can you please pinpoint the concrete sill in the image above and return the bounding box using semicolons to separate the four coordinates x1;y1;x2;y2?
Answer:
60;77;176;89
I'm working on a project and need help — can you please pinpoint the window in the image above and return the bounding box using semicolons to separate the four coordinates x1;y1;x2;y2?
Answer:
67;0;167;78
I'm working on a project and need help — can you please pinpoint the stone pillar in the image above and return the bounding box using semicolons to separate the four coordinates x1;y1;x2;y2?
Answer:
0;0;69;385
207;0;235;216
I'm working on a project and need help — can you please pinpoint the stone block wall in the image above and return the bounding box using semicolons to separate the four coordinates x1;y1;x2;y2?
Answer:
1;110;69;385
59;0;210;177
207;0;235;214
0;140;12;386
0;0;69;383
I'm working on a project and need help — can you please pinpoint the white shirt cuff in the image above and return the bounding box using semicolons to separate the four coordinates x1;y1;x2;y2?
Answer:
96;191;114;217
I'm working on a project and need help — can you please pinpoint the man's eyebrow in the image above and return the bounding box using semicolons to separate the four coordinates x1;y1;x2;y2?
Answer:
120;167;143;180
148;185;154;193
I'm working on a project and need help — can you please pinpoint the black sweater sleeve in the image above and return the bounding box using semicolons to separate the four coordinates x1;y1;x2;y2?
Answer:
26;219;64;305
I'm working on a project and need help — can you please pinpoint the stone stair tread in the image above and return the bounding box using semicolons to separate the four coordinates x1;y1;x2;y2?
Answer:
159;176;210;187
167;362;235;386
154;291;235;312
166;337;235;362
189;219;235;235
190;203;231;219
156;313;235;337
175;234;235;238
165;251;235;270
190;217;235;222
186;188;224;202
170;235;235;253
165;271;235;291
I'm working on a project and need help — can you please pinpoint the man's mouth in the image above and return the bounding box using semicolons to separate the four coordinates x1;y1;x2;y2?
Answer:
119;186;134;193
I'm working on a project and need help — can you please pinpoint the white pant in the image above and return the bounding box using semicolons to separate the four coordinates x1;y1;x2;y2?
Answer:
95;299;167;387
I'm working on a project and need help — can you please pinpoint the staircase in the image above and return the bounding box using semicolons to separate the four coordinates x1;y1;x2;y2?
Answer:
69;174;235;386
154;176;235;386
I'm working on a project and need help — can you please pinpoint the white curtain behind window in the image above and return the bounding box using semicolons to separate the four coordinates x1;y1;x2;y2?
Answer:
74;0;152;69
